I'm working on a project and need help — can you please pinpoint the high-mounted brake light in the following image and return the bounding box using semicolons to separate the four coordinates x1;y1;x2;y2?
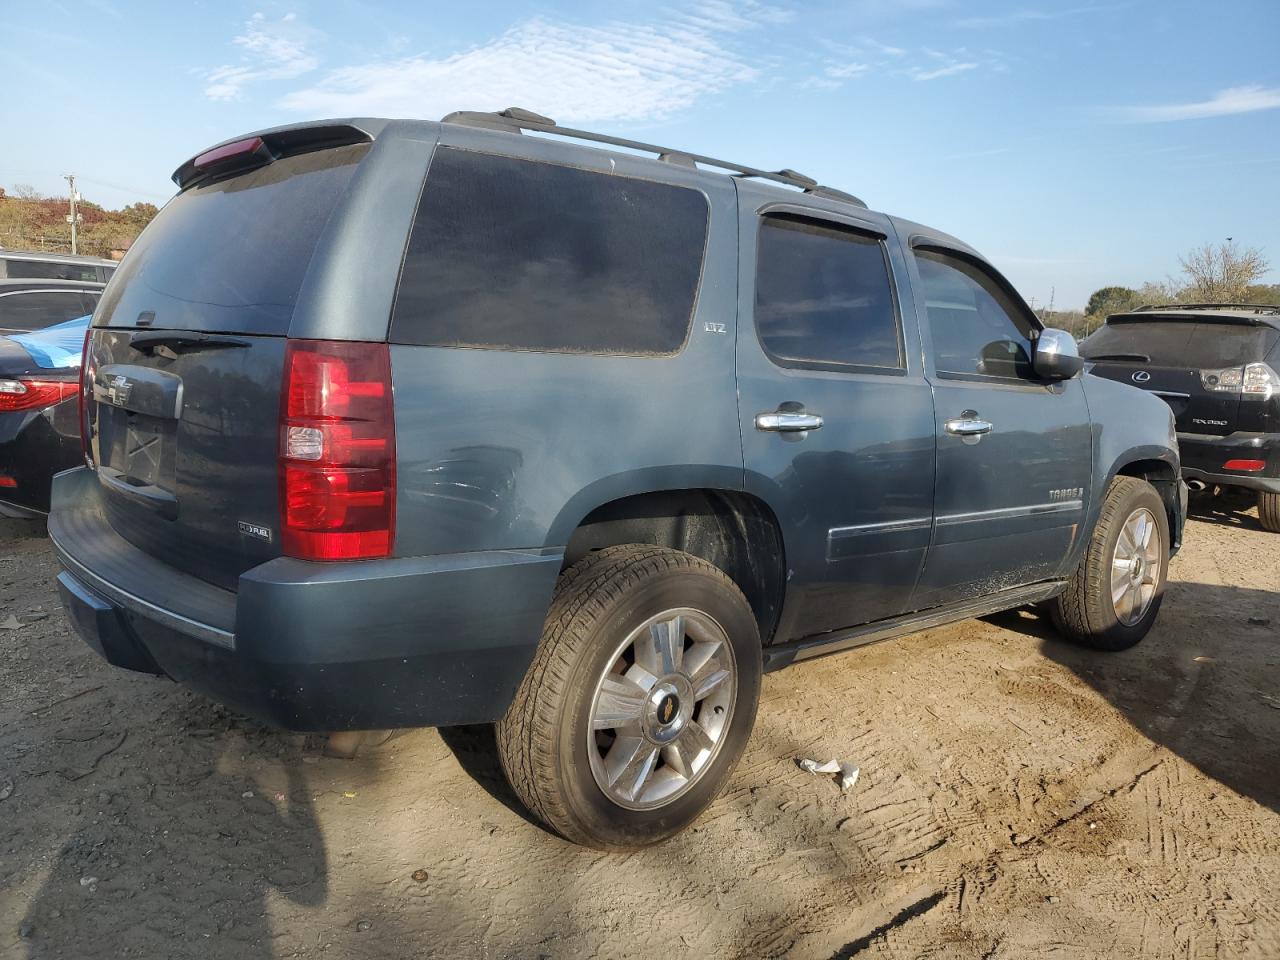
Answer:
279;340;395;561
0;378;78;413
194;136;268;169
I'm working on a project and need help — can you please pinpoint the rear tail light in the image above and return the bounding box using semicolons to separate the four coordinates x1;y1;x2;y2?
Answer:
1223;459;1266;473
1242;362;1278;400
1200;366;1243;392
279;340;395;561
79;326;94;466
0;378;79;413
1200;362;1279;399
0;475;16;489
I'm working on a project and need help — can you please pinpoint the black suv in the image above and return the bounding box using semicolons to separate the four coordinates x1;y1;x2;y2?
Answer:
1082;304;1280;531
49;110;1184;847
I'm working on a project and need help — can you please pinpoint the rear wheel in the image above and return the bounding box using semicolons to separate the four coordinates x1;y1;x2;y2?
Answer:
1259;491;1280;532
496;545;761;848
1051;476;1169;650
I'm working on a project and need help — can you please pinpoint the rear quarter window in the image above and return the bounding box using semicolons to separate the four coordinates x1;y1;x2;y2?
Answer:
390;148;709;356
96;143;369;335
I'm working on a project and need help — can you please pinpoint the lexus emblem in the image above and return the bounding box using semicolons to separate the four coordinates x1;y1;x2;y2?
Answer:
1132;371;1151;383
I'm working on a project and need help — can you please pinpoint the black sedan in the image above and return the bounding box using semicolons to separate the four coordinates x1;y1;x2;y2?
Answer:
0;316;89;517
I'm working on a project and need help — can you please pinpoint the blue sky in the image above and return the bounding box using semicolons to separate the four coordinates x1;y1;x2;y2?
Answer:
5;0;1279;308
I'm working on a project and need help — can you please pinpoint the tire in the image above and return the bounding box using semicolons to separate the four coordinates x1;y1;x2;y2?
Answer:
496;544;761;849
1050;476;1169;651
1259;491;1280;533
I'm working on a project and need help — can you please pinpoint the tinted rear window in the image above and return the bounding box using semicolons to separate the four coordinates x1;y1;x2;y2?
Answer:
97;143;369;334
2;258;100;282
0;290;99;332
1082;320;1280;367
390;147;709;356
755;216;902;371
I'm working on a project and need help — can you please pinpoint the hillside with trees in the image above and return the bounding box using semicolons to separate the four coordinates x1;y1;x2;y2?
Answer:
0;184;159;259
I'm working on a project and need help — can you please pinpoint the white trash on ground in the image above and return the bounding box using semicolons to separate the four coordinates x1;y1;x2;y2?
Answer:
798;757;861;792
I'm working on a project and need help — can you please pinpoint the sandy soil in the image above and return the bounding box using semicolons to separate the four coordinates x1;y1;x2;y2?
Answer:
1;492;1277;959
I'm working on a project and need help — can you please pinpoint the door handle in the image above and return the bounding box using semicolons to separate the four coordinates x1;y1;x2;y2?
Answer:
944;416;993;437
756;411;824;432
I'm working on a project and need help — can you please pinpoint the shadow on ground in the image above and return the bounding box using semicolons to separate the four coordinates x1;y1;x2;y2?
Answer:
985;577;1280;815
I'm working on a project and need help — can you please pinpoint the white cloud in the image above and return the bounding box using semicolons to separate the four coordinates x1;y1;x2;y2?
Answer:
278;4;785;123
913;61;978;81
1107;85;1280;123
952;6;1104;29
205;12;320;101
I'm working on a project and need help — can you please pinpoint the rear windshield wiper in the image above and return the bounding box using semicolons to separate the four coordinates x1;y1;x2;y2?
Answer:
1085;352;1150;362
129;330;250;357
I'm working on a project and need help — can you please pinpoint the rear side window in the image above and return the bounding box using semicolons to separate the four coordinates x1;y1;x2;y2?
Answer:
0;291;98;332
1082;320;1279;368
97;143;369;334
915;248;1037;381
391;148;709;356
1;259;99;282
754;216;902;371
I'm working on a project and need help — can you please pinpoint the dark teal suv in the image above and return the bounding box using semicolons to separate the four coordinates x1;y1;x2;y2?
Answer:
50;108;1185;847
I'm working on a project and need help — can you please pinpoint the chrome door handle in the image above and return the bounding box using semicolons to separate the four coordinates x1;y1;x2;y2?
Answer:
756;412;824;432
944;417;993;436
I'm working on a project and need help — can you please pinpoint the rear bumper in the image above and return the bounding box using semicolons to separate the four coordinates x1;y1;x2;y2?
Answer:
1178;431;1280;494
49;467;562;731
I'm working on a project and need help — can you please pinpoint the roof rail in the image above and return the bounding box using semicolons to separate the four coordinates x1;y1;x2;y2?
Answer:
1134;302;1280;314
439;107;868;208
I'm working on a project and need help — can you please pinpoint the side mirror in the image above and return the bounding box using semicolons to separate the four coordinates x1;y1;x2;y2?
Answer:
1034;328;1084;381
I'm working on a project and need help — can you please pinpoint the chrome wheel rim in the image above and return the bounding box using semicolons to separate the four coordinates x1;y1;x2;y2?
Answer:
586;608;737;811
1111;507;1162;626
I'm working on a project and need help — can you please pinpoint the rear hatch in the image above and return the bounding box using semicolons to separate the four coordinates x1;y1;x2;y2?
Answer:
86;139;372;591
1081;315;1280;435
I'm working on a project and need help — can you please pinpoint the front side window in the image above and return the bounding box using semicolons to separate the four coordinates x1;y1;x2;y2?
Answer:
391;147;709;356
915;248;1037;381
754;216;902;371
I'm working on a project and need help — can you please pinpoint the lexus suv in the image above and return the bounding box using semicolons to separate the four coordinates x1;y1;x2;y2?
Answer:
49;109;1185;848
1082;304;1280;531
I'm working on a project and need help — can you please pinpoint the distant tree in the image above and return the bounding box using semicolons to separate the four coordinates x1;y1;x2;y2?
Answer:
12;183;42;200
1085;285;1140;318
1178;240;1270;303
1241;283;1280;306
1137;278;1187;306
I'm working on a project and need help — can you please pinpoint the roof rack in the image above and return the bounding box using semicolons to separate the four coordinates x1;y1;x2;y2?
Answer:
1134;303;1280;314
440;107;868;208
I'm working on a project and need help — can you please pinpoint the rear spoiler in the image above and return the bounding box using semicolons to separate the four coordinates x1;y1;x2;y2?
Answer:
171;121;380;190
1106;312;1280;328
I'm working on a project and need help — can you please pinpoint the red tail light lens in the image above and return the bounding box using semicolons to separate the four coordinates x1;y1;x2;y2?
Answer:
280;340;395;560
0;378;79;412
1223;459;1266;473
79;326;94;466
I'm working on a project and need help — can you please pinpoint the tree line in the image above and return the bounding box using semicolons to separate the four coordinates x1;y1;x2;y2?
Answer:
0;184;159;260
1043;241;1276;340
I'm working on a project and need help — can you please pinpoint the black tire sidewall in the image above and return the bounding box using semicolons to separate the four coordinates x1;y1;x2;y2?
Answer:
1087;482;1170;649
552;566;761;848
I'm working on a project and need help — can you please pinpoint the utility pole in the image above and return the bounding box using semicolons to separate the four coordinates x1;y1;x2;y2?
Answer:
64;173;80;255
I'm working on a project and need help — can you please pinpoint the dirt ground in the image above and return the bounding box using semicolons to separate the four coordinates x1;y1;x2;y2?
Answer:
1;493;1277;960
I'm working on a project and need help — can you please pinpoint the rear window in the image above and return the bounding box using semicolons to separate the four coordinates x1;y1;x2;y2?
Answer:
390;147;709;356
1;258;100;282
1082;320;1280;368
0;290;99;332
97;143;369;334
754;216;902;371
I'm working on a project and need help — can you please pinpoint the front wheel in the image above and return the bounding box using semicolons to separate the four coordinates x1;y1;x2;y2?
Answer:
1259;491;1280;532
496;545;761;848
1050;476;1169;650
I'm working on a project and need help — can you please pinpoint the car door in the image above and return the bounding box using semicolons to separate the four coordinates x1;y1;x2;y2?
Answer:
903;241;1092;608
737;188;936;642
